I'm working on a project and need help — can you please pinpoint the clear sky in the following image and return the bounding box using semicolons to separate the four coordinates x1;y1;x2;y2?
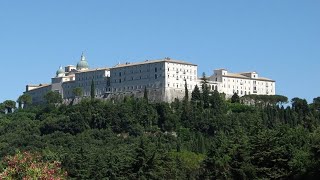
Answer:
0;0;319;103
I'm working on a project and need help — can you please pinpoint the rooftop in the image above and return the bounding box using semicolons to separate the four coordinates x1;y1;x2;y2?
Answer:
76;67;110;73
112;58;197;68
223;73;275;82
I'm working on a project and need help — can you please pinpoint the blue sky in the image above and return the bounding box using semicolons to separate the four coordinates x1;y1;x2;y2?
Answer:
0;0;319;103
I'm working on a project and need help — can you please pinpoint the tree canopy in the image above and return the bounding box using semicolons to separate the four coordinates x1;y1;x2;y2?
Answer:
0;90;319;179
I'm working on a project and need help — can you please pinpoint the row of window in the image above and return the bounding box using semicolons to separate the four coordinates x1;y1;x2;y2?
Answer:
167;67;196;75
76;74;104;81
167;74;195;81
114;66;164;76
75;81;105;87
167;83;194;89
114;74;162;83
234;90;250;95
112;83;163;92
220;78;273;87
231;88;273;95
64;90;103;96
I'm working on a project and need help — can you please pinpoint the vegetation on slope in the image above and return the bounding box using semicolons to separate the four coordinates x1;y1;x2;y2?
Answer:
0;89;320;179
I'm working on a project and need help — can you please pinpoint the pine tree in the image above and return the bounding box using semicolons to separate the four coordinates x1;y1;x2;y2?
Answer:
191;85;201;101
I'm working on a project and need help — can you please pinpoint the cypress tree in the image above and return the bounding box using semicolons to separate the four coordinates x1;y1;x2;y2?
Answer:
143;86;148;102
184;80;189;102
91;79;95;99
201;72;210;108
191;85;201;101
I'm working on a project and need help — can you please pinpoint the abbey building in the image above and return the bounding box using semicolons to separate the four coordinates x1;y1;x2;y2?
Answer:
25;54;276;104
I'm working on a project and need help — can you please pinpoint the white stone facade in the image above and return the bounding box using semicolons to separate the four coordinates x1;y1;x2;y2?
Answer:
108;58;198;102
208;69;276;98
24;55;276;104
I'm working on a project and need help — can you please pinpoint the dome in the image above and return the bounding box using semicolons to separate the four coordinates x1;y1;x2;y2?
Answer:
56;66;65;77
76;53;89;70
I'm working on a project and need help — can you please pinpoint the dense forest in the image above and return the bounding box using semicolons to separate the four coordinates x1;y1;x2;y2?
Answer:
1;83;320;179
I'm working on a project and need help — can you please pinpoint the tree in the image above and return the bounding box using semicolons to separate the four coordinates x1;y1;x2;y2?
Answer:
191;85;201;101
72;87;83;97
44;91;63;104
312;97;320;110
201;72;210;108
184;80;189;102
3;100;16;113
231;93;240;103
0;103;5;114
91;79;95;99
291;97;309;116
144;86;148;102
128;138;157;179
210;90;226;116
17;94;32;109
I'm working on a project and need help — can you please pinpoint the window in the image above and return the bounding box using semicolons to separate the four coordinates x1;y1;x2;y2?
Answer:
155;67;157;72
155;74;158;79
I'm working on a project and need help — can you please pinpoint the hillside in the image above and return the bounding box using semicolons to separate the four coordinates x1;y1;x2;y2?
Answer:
0;91;320;179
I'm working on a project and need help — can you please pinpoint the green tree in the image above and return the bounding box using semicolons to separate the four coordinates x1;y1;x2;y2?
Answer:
184;80;189;102
90;79;95;99
17;94;32;109
231;93;240;103
0;103;5;114
210;90;226;116
312;97;320;110
144;86;148;102
72;87;83;97
201;72;210;108
191;85;201;102
3;100;16;113
128;138;156;179
44;91;63;104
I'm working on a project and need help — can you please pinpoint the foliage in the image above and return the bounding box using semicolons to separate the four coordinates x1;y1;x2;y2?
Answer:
0;92;319;179
17;94;32;109
191;85;201;102
72;87;83;97
2;100;16;114
0;151;67;179
44;91;62;105
231;92;240;103
90;79;95;99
